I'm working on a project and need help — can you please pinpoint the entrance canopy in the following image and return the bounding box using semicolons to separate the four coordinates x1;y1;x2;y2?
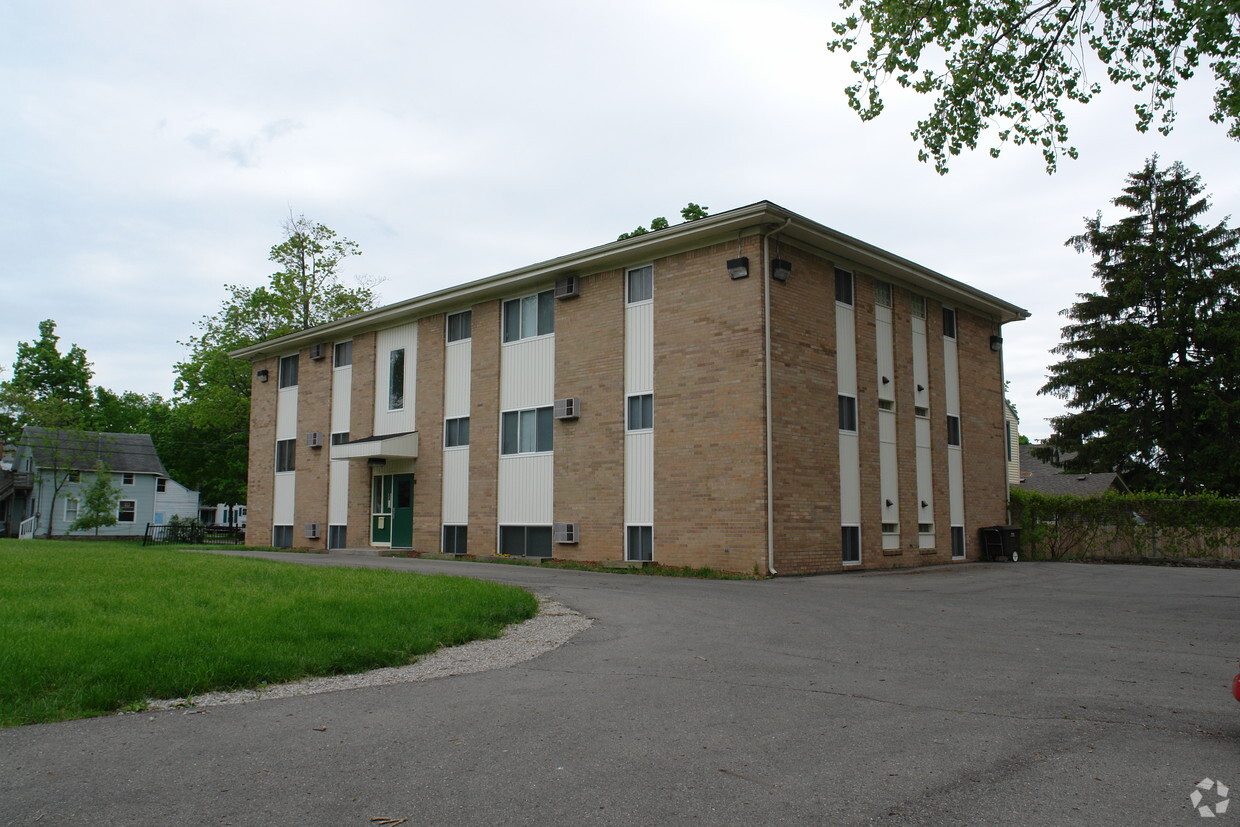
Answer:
330;431;419;461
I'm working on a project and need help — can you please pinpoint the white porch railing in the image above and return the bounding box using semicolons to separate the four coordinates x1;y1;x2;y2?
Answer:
18;516;36;540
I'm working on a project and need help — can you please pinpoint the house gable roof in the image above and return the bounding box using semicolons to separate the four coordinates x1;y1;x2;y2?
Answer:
1018;443;1126;496
20;427;169;476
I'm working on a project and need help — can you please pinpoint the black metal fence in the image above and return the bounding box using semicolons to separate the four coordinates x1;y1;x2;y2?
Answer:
143;523;246;547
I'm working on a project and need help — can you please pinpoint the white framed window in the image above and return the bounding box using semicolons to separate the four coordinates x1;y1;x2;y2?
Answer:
67;470;81;483
118;500;136;523
64;497;79;522
947;415;962;446
442;524;468;555
500;525;552;558
875;280;893;308
501;407;553;455
951;525;966;558
156;478;167;493
942;307;957;339
388;348;406;410
915;406;930;418
918;522;934;533
334;340;353;368
626;265;653;304
279;354;299;388
331;431;350;446
445;416;470;448
842;525;861;564
275;439;296;472
502;290;554;343
626;393;653;432
626;525;653;562
911;294;927;319
273;525;293;548
838;394;858;433
121;472;135;485
327;525;347;549
835;268;854;305
447;310;472;343
881;522;899;534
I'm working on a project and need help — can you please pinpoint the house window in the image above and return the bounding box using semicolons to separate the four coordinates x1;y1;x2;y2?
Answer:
835;268;854;305
947;415;962;446
334;340;353;368
842;525;861;564
442;524;468;555
279;354;299;388
838;394;858;432
118;500;136;523
122;473;135;485
273;525;293;548
626;265;653;304
64;498;79;523
501;407;553;455
951;525;966;558
875;280;893;308
626;394;653;431
502;290;554;343
500;525;552;558
942;307;957;339
327;525;347;549
276;439;296;472
445;416;470;448
331;432;350;446
67;470;81;483
626;525;653;562
156;478;167;493
447;310;472;343
388;348;405;410
911;294;927;319
1005;421;1013;461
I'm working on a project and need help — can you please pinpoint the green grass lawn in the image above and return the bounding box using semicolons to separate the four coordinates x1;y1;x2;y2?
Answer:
0;539;538;727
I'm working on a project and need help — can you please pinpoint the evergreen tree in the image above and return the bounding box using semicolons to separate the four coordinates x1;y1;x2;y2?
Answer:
1040;158;1240;494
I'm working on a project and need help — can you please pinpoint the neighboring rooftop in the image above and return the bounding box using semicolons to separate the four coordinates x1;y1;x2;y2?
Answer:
1018;442;1127;496
17;427;169;475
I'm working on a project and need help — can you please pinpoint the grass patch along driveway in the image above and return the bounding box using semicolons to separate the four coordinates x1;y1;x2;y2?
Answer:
0;540;538;727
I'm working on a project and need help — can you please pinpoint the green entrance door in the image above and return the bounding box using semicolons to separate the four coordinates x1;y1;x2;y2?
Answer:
391;474;414;549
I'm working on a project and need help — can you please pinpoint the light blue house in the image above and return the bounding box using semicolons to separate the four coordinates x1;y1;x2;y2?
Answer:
1;427;199;539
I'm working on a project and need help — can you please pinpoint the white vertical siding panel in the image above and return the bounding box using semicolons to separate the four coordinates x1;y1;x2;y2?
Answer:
943;339;960;415
625;303;654;394
273;475;295;523
444;341;472;418
497;455;553;523
838;433;861;523
276;388;298;439
500;337;555;410
835;305;857;394
624;431;654;524
876;307;895;402
948;448;965;524
911;318;929;409
374;323;418;435
879;409;898;522
915;415;935;547
331;364;352;434
328;459;349;523
442;449;470;523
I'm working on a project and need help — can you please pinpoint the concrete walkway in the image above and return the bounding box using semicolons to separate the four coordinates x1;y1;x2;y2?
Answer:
2;554;1237;825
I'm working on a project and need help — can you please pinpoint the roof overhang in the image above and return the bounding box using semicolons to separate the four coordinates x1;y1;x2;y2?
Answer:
330;431;419;461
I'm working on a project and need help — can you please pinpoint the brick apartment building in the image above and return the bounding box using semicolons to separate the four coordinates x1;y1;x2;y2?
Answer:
233;201;1028;574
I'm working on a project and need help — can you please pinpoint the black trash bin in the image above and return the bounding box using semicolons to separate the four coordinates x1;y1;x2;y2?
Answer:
979;525;1021;562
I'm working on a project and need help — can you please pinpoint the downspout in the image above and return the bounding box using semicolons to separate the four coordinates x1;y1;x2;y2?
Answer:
763;218;792;576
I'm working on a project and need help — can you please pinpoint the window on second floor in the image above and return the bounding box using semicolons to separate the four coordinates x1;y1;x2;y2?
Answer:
279;354;299;388
122;472;135;485
388;348;405;410
627;394;653;431
276;438;296;472
838;394;858;433
445;416;470;448
947;415;962;446
156;478;167;493
502;290;554;343
501;407;553;455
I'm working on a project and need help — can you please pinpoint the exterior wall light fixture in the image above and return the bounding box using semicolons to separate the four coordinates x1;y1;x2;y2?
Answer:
727;257;750;279
256;369;269;382
770;258;792;282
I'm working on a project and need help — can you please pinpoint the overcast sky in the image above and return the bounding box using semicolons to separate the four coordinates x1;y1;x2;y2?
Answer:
3;0;1236;438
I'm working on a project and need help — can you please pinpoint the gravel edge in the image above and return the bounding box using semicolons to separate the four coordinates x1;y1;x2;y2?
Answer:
144;596;591;712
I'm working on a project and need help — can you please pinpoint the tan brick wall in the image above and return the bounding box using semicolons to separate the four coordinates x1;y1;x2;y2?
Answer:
414;316;445;552
292;346;333;550
245;357;277;548
553;269;626;563
654;240;768;574
925;298;952;562
468;301;500;557
853;273;886;567
958;309;1008;554
347;332;378;544
893;286;921;559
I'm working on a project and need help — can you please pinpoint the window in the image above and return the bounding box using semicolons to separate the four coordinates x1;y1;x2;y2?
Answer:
388;348;405;410
875;280;893;308
118;500;136;523
501;407;553;455
122;473;135;486
156;478;167;493
334;340;353;368
279;354;299;388
273;525;293;548
842;525;861;564
276;439;296;472
951;525;966;558
500;525;552;558
838;394;858;432
328;525;347;549
67;470;81;483
443;524;468;555
942;307;957;339
881;522;899;534
911;294;927;319
918;523;934;534
64;498;79;523
915;406;930;418
627;394;653;431
947;415;962;446
445;416;470;448
502;290;554;343
627;265;653;304
447;310;472;343
331;432;350;446
835;268;854;305
627;525;653;562
878;399;895;412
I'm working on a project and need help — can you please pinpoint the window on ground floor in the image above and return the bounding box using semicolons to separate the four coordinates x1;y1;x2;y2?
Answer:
64;497;79;523
118;500;136;523
951;525;965;558
328;525;347;549
626;525;653;562
443;524;468;555
273;525;293;548
500;525;552;558
842;525;861;564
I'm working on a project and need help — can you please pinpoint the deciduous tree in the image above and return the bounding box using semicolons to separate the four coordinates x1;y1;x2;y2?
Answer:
70;462;121;536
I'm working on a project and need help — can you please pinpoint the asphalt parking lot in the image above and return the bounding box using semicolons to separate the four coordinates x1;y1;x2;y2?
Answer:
2;555;1237;825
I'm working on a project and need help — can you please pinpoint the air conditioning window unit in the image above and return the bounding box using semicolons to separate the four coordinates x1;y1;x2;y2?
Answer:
307;431;324;448
553;522;579;544
554;276;580;299
309;343;327;361
554;397;579;420
305;522;321;539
